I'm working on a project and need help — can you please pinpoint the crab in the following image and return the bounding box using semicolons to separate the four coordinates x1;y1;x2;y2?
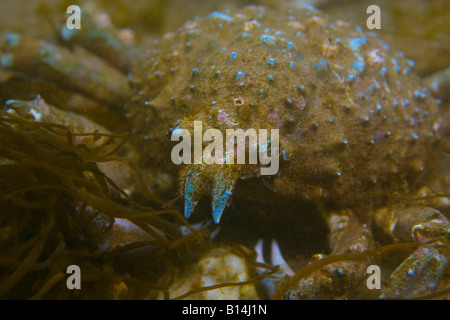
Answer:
0;3;449;299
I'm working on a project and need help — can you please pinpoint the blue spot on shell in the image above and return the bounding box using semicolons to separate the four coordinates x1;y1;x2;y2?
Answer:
381;41;390;50
348;37;366;51
236;70;245;78
421;88;428;99
315;59;328;71
352;59;365;73
414;90;421;99
260;34;276;43
208;11;233;22
187;29;199;35
230;51;237;58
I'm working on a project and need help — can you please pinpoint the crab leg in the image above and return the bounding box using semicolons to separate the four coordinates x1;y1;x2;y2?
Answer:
255;239;295;298
0;33;130;108
3;95;110;146
424;67;450;103
374;206;450;298
286;209;374;299
59;7;142;74
0;73;126;129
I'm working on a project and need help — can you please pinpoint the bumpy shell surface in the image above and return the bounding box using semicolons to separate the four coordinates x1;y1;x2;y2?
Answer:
130;6;442;222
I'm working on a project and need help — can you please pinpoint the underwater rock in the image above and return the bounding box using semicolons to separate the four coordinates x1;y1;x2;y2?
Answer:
157;246;260;300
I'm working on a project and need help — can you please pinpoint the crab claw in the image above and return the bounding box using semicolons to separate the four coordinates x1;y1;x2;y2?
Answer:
184;166;205;220
255;239;294;298
183;164;240;223
211;168;239;223
375;206;450;299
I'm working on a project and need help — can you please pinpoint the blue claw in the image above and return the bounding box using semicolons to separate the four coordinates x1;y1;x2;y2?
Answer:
211;169;239;223
184;167;203;219
212;188;232;223
183;165;239;223
184;190;198;219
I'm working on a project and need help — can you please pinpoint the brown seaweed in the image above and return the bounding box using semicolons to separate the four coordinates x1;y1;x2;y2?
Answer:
0;109;209;299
